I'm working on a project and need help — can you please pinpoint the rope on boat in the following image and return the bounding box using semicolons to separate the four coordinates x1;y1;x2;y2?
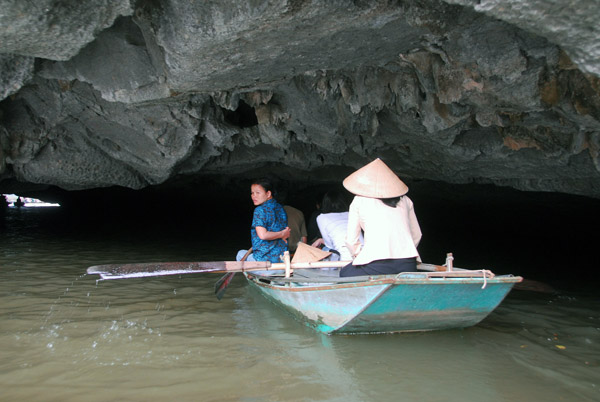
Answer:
403;269;495;288
467;269;494;289
437;253;493;288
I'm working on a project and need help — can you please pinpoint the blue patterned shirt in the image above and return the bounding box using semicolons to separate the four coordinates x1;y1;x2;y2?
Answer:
251;199;288;262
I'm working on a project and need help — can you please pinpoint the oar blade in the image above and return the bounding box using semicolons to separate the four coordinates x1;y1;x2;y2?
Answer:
213;247;252;300
87;261;269;280
214;272;236;300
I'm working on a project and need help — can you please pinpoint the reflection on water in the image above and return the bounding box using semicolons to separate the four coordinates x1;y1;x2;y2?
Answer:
1;208;599;401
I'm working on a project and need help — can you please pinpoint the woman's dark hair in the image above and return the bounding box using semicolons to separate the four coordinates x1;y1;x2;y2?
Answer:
380;196;402;208
321;189;350;213
252;177;277;198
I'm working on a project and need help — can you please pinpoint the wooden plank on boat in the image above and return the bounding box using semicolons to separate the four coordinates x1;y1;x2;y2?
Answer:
87;260;350;280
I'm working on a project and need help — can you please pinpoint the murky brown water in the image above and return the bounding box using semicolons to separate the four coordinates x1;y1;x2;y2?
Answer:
1;207;598;401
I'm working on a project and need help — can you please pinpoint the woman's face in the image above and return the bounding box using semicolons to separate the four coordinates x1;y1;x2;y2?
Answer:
251;184;272;206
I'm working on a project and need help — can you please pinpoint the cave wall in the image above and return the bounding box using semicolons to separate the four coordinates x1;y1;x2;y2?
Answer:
1;0;599;200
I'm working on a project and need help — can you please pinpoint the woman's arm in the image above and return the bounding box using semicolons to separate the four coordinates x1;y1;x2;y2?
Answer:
255;226;291;241
345;200;362;257
407;200;422;247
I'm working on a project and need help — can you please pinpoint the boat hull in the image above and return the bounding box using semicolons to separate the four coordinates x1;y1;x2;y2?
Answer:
245;272;521;335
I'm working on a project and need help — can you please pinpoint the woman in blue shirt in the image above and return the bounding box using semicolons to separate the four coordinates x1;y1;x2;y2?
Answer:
236;178;290;262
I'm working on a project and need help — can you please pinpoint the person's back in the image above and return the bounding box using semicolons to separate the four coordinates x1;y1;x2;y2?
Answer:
347;195;420;266
340;158;422;277
313;188;359;261
283;205;307;254
317;211;355;260
252;198;288;262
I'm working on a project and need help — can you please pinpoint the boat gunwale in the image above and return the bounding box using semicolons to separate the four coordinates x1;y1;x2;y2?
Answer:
245;272;523;292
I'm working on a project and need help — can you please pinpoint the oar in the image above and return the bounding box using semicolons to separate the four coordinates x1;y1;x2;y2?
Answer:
87;259;349;280
214;271;236;300
214;248;252;300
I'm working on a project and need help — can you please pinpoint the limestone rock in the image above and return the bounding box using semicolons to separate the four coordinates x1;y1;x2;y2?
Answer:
38;17;170;103
444;0;600;76
0;0;132;60
0;0;599;199
0;54;34;100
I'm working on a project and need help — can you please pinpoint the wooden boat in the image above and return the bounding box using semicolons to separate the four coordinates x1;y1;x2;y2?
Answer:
86;250;522;335
244;257;522;335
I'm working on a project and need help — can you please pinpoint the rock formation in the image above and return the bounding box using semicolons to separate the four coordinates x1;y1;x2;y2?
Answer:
1;0;599;200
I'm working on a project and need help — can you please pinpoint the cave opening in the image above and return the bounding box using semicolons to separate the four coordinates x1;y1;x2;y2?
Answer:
2;178;598;294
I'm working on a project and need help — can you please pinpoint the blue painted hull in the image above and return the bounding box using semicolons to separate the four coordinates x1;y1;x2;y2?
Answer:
245;271;522;335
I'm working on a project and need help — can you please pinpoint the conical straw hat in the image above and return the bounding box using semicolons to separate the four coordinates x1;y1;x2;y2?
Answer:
291;242;332;263
342;158;408;198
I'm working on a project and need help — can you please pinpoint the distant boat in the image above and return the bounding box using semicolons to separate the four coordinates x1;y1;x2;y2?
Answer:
4;194;60;208
245;261;522;335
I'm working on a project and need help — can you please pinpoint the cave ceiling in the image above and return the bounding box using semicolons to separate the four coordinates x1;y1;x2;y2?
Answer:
1;0;599;199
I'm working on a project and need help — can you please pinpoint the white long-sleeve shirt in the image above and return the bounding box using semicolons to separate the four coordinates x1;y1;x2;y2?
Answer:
316;212;362;261
346;195;421;265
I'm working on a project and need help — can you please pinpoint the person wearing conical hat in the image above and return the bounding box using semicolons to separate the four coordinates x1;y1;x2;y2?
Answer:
340;158;422;277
